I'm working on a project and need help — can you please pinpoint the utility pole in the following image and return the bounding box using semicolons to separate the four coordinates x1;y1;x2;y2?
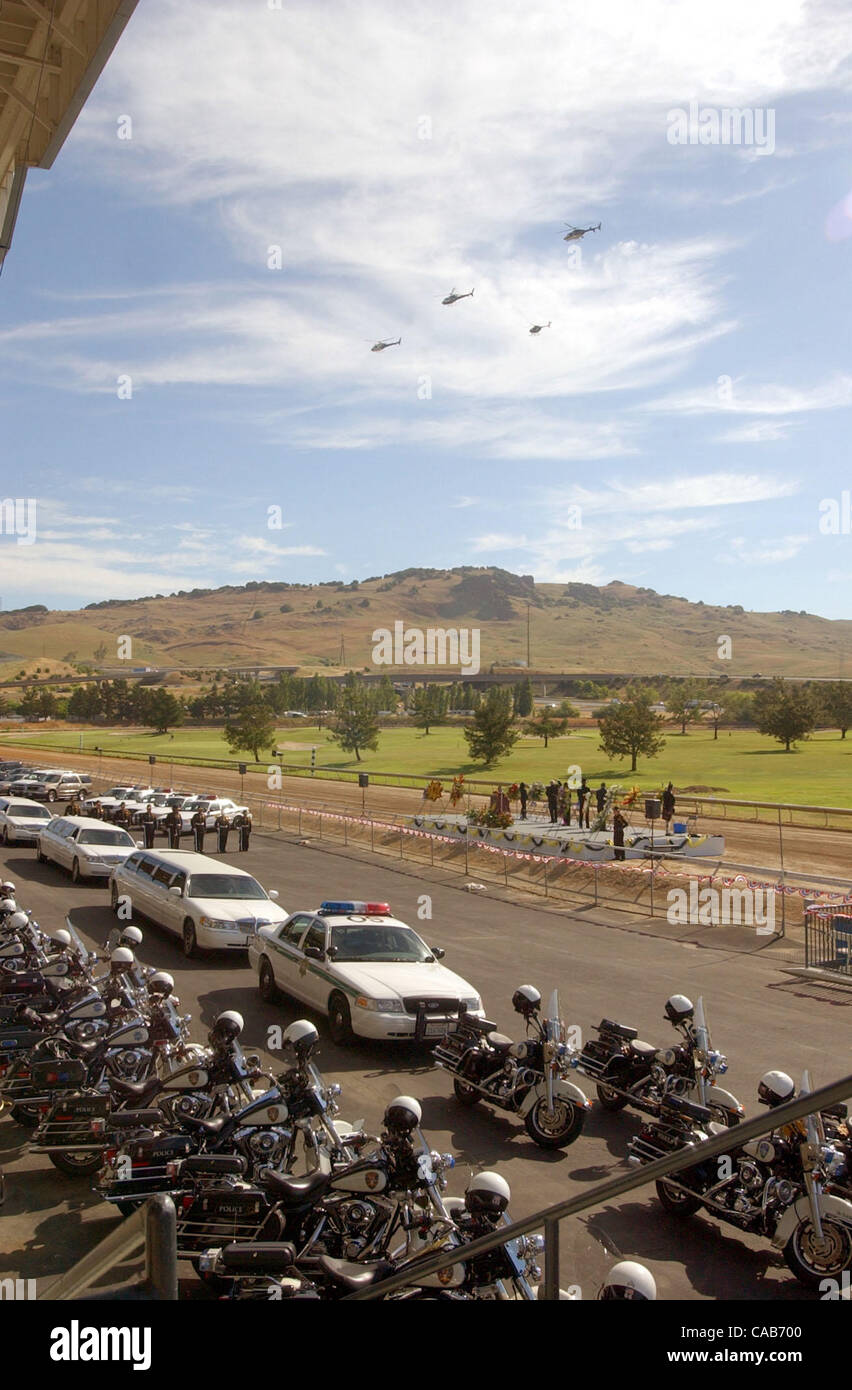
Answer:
339;635;345;666
526;603;531;669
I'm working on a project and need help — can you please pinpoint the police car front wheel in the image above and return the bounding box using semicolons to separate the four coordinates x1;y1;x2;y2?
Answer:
328;993;355;1046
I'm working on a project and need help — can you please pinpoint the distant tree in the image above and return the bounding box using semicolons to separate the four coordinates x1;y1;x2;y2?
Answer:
463;686;519;766
411;685;448;735
524;713;566;749
753;678;817;752
145;689;185;735
598;694;666;772
819;681;852;739
224;702;276;762
665;680;702;735
515;677;534;718
329;686;380;762
557;698;579;718
718;690;756;729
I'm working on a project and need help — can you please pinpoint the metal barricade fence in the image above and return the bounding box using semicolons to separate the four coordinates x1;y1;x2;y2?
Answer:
805;909;852;977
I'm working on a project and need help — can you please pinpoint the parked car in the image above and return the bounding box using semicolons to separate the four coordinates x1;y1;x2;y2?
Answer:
248;900;484;1045
37;816;141;883
109;849;286;957
178;797;249;831
23;771;90;803
0;796;54;845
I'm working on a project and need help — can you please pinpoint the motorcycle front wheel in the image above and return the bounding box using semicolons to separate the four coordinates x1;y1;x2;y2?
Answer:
453;1077;480;1107
523;1097;585;1149
9;1104;40;1128
655;1178;701;1216
784;1217;852;1288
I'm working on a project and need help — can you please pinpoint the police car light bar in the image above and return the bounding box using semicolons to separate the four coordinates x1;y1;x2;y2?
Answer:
319;901;391;916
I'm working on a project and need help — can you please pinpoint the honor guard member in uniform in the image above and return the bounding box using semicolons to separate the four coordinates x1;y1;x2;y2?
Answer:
141;803;157;849
215;810;231;854
612;806;628;862
166;805;182;849
191;806;207;853
114;802;131;831
234;809;252;852
64;797;81;816
90;800;104;820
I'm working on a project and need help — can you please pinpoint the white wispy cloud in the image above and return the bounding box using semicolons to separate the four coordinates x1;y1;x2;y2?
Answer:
645;375;852;417
722;533;812;565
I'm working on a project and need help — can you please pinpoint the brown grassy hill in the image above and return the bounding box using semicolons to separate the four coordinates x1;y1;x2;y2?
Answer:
0;569;848;677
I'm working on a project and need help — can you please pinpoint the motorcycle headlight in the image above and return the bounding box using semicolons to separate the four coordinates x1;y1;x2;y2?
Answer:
462;997;481;1012
354;996;403;1013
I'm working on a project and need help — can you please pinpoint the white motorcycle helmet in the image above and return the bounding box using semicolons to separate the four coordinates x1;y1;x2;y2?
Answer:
383;1095;422;1134
0;899;18;917
210;1010;244;1045
52;929;72;949
598;1262;657;1300
110;946;135;972
664;994;694;1023
512;984;542;1016
119;926;143;948
8;911;28;932
465;1171;511;1220
147;970;175;999
1;881;16;896
283;1019;319;1059
758;1070;795;1108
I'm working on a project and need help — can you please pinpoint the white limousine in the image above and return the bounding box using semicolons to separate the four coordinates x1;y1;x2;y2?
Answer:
37;815;140;882
108;849;288;957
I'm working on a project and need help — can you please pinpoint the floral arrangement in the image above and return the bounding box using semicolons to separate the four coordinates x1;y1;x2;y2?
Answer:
468;806;513;829
448;774;466;806
423;779;444;802
506;782;520;799
529;780;545;800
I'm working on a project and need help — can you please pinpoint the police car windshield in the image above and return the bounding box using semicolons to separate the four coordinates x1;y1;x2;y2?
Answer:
78;829;135;846
330;924;431;962
186;874;266;900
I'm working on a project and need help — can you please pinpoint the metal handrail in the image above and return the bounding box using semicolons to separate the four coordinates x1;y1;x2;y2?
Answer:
40;1195;177;1301
344;1073;852;1300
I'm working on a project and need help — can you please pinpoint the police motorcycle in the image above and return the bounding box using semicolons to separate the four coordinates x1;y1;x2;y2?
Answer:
97;1018;357;1215
576;994;742;1127
627;1069;852;1288
0;948;182;1130
197;1171;545;1301
29;971;200;1175
0;915;99;1022
164;1095;455;1268
434;985;589;1148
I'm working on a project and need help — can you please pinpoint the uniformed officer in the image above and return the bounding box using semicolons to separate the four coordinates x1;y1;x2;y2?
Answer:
64;798;81;816
234;810;252;852
141;803;157;849
166;806;182;849
114;802;131;831
215;811;230;854
90;800;104;821
191;807;207;853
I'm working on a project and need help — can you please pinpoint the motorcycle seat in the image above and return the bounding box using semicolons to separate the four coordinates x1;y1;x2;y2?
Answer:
261;1167;331;1206
179;1114;228;1136
598;1019;638;1042
629;1040;658;1059
317;1255;395;1292
109;1075;162;1103
486;1033;514;1051
220;1241;297;1273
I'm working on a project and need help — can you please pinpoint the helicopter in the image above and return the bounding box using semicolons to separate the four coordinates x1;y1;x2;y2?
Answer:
442;287;474;305
563;222;601;242
370;337;402;352
529;321;551;335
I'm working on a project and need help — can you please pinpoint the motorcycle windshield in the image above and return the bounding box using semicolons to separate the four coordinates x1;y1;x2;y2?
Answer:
545;988;562;1044
694;996;711;1056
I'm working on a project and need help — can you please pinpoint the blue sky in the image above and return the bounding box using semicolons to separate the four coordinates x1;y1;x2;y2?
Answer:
1;0;852;619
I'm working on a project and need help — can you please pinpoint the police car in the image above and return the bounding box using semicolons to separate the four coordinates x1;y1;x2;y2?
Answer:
248;900;484;1045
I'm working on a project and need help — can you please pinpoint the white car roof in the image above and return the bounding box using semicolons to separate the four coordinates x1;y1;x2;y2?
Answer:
302;910;407;928
5;797;52;810
126;849;258;876
48;815;135;831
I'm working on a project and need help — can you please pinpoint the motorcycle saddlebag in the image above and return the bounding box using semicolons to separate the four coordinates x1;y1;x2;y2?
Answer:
181;1154;247;1178
105;1109;163;1131
0;1029;45;1054
219;1241;297;1273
